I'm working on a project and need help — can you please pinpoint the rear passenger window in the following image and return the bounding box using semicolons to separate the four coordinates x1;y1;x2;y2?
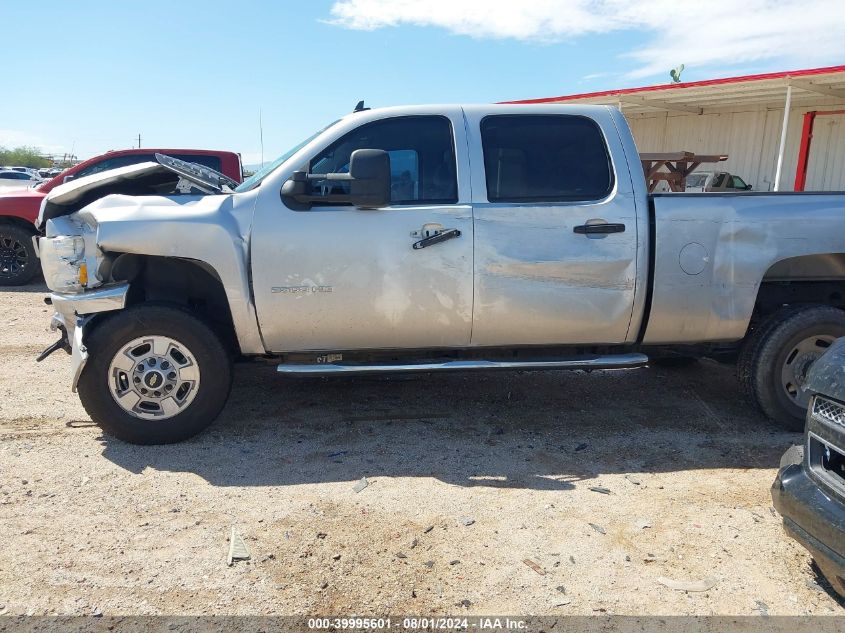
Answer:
480;115;613;203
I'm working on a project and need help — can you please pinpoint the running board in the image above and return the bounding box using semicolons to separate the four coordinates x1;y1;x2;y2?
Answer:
276;353;648;375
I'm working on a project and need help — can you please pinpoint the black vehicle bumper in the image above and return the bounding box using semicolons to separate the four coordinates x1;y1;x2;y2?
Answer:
772;450;845;597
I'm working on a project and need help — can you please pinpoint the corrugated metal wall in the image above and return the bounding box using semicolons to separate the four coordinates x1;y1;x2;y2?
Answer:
625;97;845;191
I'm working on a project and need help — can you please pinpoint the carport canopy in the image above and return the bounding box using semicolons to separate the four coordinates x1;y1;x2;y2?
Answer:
505;65;845;191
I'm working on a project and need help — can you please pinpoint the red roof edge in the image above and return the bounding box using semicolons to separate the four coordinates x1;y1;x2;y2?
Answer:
500;64;845;105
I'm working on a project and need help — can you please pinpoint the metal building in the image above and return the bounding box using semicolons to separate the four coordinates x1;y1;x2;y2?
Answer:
507;65;845;192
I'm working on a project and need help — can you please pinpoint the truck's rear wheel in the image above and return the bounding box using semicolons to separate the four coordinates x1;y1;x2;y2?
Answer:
77;305;232;444
0;222;39;286
738;305;845;431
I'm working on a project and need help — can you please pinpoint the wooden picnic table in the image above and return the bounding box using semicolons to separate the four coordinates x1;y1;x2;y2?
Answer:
640;152;728;192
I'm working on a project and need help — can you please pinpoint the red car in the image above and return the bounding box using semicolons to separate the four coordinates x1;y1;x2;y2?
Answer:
0;148;242;285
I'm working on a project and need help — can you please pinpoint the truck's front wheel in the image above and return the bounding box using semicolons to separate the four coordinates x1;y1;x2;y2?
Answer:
77;305;232;444
738;305;845;431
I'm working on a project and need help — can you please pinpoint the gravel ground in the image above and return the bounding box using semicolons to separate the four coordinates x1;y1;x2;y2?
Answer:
1;282;844;617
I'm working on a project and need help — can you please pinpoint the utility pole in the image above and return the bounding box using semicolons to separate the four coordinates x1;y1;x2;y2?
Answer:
137;133;142;149
259;109;264;167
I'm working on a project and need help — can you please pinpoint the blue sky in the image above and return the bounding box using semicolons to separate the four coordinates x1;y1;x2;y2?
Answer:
3;1;843;165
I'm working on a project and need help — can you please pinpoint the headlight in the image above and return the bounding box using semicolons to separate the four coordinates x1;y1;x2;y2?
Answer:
40;235;87;293
51;236;84;261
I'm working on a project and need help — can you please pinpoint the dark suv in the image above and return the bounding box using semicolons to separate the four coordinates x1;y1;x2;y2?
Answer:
773;336;845;597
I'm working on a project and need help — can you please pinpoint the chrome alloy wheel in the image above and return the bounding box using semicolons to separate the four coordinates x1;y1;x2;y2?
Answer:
780;334;834;408
107;335;201;420
0;234;28;279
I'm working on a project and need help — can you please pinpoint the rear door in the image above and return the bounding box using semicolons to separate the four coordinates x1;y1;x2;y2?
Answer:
466;109;640;346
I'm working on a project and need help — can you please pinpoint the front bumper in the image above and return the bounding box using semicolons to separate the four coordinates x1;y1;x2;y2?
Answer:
50;283;129;334
46;283;129;390
772;448;845;597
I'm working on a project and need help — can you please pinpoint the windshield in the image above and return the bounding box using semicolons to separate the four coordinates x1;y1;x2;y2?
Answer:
235;120;341;193
685;173;709;188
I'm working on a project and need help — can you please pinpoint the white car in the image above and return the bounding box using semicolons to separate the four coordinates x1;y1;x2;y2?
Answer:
685;171;752;192
0;169;43;191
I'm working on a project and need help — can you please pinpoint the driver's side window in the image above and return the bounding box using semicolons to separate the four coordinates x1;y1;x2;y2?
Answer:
307;116;457;206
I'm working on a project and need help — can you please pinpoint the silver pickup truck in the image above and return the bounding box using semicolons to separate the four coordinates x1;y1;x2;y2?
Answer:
35;104;845;444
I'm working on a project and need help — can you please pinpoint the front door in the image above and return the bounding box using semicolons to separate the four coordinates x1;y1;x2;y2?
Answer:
251;111;474;352
466;110;640;346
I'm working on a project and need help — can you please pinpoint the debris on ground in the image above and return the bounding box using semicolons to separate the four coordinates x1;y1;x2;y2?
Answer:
352;478;369;493
575;443;589;452
424;561;435;568
227;527;250;566
554;597;572;607
644;554;667;563
316;532;327;539
423;525;434;534
449;560;461;566
588;523;606;535
589;486;611;495
555;586;566;594
635;519;653;530
754;600;769;616
332;554;341;561
805;579;826;593
460;517;475;526
458;599;471;608
656;576;717;592
625;474;642;485
523;559;545;575
395;552;407;559
409;538;419;549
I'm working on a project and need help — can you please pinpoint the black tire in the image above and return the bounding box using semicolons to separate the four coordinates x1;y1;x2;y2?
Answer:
0;221;40;286
650;356;699;368
738;305;845;431
77;304;232;444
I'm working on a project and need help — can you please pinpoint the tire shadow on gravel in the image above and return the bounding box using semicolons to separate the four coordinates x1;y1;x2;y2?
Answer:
100;359;800;489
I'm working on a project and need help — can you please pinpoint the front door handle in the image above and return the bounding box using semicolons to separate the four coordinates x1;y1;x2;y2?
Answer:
573;222;625;235
413;228;461;250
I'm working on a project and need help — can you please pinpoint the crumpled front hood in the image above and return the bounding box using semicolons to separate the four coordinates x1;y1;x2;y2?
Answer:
38;162;172;228
805;337;845;403
37;156;234;229
74;192;233;228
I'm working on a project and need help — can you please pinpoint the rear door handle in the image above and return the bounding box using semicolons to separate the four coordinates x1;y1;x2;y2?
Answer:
573;223;625;235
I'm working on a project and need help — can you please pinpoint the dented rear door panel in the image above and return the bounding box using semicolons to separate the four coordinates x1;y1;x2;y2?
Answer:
465;106;643;346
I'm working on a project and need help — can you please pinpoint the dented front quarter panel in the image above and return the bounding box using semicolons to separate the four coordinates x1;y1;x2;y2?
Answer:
70;191;265;354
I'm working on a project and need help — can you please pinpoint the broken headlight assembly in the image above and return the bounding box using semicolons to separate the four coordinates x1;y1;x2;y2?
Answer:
40;235;88;293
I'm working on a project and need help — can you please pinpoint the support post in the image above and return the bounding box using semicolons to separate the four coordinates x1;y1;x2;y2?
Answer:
773;85;792;191
794;111;816;192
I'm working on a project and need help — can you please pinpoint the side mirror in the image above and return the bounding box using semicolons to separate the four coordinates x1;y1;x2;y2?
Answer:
347;149;390;209
281;148;391;210
744;184;753;190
